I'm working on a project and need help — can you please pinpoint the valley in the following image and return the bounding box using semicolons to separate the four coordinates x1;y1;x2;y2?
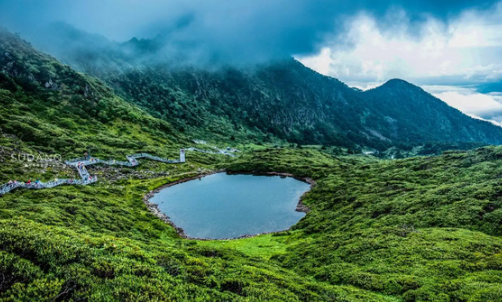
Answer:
0;26;502;302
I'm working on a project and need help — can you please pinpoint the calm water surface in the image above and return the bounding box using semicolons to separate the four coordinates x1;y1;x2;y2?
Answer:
150;173;310;239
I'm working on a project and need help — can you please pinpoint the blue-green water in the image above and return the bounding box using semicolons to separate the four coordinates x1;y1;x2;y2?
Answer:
151;173;310;239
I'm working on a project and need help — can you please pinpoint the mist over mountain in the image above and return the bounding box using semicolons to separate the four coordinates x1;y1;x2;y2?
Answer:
17;23;502;151
1;0;499;66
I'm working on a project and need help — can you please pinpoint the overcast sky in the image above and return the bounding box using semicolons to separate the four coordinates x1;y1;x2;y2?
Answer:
1;0;501;124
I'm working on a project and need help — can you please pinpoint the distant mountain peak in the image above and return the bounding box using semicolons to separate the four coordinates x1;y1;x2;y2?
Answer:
370;79;427;96
380;78;416;89
386;78;410;84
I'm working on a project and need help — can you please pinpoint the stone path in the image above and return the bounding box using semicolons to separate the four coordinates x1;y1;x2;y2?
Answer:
0;147;238;195
0;152;183;195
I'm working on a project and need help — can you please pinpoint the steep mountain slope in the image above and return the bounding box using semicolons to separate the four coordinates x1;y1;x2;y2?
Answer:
26;23;502;150
0;27;193;179
33;24;390;148
362;79;502;145
106;59;395;148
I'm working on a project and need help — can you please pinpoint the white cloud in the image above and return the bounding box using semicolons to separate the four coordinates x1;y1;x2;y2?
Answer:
465;113;502;127
422;85;502;126
430;89;502;115
296;3;502;86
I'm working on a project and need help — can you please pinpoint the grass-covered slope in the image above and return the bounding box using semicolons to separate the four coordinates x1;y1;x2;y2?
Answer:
1;27;502;301
3;176;396;302
3;144;502;301
226;148;502;301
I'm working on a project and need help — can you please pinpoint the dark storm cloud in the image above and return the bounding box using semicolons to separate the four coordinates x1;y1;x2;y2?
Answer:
0;0;498;63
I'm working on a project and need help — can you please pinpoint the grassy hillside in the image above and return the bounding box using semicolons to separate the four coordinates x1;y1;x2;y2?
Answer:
225;147;502;301
0;29;185;154
1;27;502;301
2;144;502;301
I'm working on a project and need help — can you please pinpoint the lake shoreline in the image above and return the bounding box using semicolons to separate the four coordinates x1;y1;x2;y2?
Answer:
143;170;315;241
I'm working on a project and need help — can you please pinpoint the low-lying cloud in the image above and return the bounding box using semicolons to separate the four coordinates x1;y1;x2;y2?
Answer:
298;3;502;87
0;0;500;65
425;86;502;117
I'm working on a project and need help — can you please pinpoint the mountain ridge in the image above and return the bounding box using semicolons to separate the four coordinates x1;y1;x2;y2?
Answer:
6;24;502;151
362;77;502;145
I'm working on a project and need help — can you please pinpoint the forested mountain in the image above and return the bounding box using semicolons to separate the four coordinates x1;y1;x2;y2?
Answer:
27;22;502;150
362;79;502;146
0;27;183;158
